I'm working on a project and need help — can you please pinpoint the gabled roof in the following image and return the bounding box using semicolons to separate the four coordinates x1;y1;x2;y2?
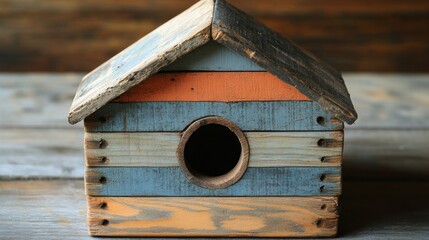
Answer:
68;0;357;125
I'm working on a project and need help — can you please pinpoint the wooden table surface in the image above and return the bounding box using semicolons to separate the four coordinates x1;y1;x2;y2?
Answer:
1;73;429;239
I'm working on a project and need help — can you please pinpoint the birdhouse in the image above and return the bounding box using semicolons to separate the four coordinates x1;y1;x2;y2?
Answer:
68;0;357;237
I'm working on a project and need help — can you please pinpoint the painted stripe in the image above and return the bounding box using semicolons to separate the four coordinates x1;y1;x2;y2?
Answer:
85;167;341;196
85;131;343;167
87;196;338;237
84;101;343;132
115;72;310;102
161;41;264;71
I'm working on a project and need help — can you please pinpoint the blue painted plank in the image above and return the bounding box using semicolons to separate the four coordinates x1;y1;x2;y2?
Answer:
162;41;264;71
86;167;341;196
84;101;343;132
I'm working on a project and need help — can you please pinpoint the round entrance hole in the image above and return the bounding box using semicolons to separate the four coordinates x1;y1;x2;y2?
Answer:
177;116;250;189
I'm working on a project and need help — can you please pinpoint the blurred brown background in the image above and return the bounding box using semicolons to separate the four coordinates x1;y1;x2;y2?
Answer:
1;0;429;72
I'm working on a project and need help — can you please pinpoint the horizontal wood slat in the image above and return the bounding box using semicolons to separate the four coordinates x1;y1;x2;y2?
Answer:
115;72;310;102
85;131;343;167
84;101;343;132
85;167;341;196
162;41;264;71
87;196;338;237
1;0;428;72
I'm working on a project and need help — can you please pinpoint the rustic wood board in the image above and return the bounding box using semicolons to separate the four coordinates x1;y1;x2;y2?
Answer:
87;196;338;237
344;129;429;181
85;131;342;167
0;128;84;179
68;0;214;125
2;1;429;72
85;167;341;196
84;101;343;132
2;180;429;239
213;0;357;124
162;41;264;71
346;74;429;129
115;72;310;102
0;73;82;129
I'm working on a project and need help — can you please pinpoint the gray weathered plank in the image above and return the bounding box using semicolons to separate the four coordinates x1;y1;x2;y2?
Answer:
344;129;429;181
213;0;357;124
162;41;264;71
1;180;429;239
85;167;341;196
347;73;429;129
0;73;82;129
84;101;343;132
0;128;84;179
85;131;342;167
68;0;214;124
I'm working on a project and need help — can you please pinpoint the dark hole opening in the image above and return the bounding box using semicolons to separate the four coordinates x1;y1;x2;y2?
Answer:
184;124;242;177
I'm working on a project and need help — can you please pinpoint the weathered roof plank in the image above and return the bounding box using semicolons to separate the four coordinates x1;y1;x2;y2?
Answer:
212;0;357;124
68;0;214;124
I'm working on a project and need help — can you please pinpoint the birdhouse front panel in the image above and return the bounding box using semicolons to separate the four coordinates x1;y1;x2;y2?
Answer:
81;42;343;237
69;0;356;238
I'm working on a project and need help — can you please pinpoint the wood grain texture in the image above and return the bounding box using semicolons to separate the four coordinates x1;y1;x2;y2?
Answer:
346;73;429;129
2;180;429;239
85;167;341;196
85;131;343;167
84;101;343;132
162;41;264;71
0;73;82;129
115;72;310;102
344;129;429;181
213;0;357;124
87;196;338;237
68;0;214;125
0;128;84;179
2;1;429;72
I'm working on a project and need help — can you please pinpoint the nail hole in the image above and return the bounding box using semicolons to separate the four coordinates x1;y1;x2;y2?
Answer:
170;78;175;81
98;116;106;123
100;157;108;164
98;139;107;149
101;219;109;226
191;87;194;91
99;176;107;184
316;219;322;227
317;139;325;147
321;204;327;210
317;116;326;126
100;202;107;209
320;185;325;193
320;174;326;182
320;157;326;163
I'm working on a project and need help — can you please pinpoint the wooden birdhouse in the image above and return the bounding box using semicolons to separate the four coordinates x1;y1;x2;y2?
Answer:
68;0;357;237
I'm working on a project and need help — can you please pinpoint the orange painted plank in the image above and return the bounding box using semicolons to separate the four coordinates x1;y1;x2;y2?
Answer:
115;72;310;102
